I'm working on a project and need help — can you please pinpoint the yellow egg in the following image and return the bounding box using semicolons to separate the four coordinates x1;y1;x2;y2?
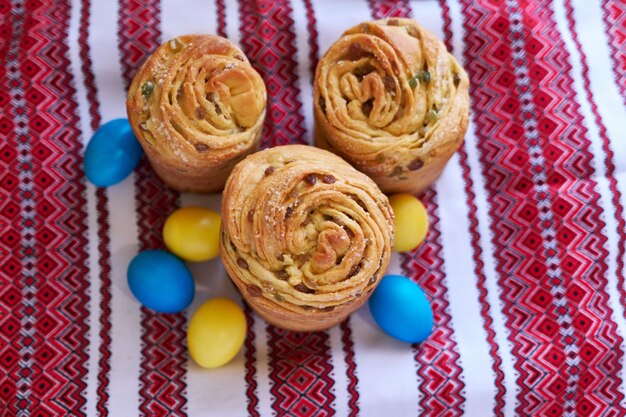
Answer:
163;206;221;262
389;193;429;252
187;298;247;369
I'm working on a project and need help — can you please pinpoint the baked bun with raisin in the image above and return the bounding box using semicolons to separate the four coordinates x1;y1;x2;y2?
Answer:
220;145;394;331
314;18;469;194
127;35;266;193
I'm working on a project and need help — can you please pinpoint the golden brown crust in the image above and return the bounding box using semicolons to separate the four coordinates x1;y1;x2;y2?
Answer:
313;18;470;195
219;145;394;331
126;35;267;193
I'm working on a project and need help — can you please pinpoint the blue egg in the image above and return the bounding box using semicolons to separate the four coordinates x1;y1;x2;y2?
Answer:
127;250;194;313
368;274;434;343
84;118;143;187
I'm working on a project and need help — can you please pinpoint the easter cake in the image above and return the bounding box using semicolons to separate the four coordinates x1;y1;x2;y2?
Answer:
219;145;395;332
314;18;470;195
126;34;267;193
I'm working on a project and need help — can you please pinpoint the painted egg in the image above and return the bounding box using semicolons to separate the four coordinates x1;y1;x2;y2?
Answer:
187;298;247;368
84;118;143;187
368;274;434;343
127;250;194;313
388;193;429;252
163;207;221;262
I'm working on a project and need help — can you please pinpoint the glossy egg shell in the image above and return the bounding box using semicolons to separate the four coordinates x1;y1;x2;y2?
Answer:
187;298;247;369
84;118;143;187
388;194;429;252
368;274;434;343
127;250;194;313
163;207;221;262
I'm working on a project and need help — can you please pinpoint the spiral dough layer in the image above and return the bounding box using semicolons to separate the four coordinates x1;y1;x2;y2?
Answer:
127;35;267;193
314;18;470;195
220;145;394;331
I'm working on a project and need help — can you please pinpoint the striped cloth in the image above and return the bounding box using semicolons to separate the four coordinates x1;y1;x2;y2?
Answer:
1;0;625;416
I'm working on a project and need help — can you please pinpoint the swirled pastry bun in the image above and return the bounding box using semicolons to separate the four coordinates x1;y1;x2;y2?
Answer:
220;145;394;331
314;18;469;195
127;35;267;193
